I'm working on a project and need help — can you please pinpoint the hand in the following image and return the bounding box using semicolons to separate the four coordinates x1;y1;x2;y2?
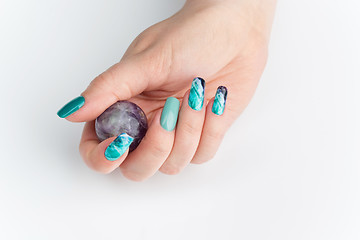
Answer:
57;0;276;181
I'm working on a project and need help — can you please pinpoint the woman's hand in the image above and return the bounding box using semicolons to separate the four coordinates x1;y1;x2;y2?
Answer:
57;0;276;181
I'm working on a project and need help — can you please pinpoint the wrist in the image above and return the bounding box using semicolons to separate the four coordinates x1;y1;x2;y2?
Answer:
184;0;276;40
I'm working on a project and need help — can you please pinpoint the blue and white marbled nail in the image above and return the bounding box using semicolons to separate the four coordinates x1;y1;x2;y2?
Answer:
188;77;205;111
105;133;134;161
212;86;228;115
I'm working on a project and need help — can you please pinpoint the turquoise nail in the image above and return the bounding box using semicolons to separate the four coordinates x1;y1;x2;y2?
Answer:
160;97;180;131
57;96;85;118
105;133;134;161
188;77;205;111
212;86;228;115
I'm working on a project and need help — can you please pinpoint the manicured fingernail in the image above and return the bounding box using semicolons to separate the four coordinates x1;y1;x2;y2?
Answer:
57;96;85;118
105;133;134;161
188;77;205;111
212;86;228;115
160;97;180;131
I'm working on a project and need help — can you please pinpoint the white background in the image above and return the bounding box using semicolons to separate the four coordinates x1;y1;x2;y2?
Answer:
1;0;359;239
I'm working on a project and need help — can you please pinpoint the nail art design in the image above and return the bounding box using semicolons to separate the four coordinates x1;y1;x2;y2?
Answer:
57;96;85;118
188;77;205;111
105;133;134;161
212;86;228;115
160;97;180;131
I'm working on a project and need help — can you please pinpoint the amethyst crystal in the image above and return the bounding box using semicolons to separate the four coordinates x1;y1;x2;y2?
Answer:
95;101;148;152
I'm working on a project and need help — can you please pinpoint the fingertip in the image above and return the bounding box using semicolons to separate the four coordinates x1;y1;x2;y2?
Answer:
80;135;131;174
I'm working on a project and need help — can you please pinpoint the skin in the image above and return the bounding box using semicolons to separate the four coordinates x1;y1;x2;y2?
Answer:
65;0;277;181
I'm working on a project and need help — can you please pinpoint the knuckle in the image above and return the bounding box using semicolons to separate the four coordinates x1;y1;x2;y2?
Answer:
120;169;147;182
160;164;182;175
127;30;174;84
191;156;212;165
89;73;114;95
89;69;132;100
203;128;225;142
90;72;113;89
181;120;201;136
94;167;113;175
86;161;113;174
129;30;155;53
192;150;217;164
142;134;171;159
138;48;172;82
149;143;170;159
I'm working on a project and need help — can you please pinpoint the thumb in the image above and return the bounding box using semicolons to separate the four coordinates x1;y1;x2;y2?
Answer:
57;59;148;122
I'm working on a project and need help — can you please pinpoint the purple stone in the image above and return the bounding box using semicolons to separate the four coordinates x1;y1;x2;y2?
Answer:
95;101;148;152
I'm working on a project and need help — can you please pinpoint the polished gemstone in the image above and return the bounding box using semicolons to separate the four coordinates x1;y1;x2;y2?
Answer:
95;101;148;152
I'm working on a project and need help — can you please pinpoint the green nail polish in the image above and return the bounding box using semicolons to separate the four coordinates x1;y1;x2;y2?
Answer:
212;86;228;115
105;133;134;161
57;96;85;118
188;77;205;111
160;97;180;131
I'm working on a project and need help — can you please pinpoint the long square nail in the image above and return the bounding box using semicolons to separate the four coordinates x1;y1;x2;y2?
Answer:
57;96;85;118
212;86;228;115
188;77;205;111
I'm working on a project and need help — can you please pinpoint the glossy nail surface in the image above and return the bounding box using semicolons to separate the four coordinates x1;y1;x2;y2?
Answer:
57;96;85;118
212;86;228;115
160;97;180;131
105;133;134;161
188;77;205;111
